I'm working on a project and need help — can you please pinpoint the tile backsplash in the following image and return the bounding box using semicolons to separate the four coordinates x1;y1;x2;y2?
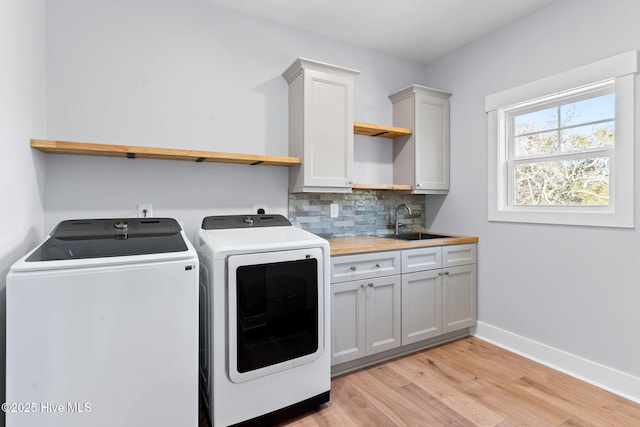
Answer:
288;190;425;238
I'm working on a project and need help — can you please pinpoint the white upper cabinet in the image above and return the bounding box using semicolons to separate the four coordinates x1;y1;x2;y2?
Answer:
389;85;451;194
283;58;360;193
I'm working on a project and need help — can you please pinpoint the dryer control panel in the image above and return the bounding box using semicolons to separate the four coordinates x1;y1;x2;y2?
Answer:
201;214;291;230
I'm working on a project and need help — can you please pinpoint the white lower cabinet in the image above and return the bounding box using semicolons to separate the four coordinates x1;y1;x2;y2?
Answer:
402;269;442;344
365;276;401;354
442;264;477;333
402;262;476;345
330;275;401;365
331;280;365;364
331;244;477;367
330;252;401;365
402;244;477;345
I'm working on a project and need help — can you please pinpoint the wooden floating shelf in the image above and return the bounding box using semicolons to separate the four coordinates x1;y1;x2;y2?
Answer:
352;183;413;191
353;122;412;138
30;139;301;167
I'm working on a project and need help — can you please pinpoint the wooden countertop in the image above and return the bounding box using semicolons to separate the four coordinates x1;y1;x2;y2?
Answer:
327;235;479;256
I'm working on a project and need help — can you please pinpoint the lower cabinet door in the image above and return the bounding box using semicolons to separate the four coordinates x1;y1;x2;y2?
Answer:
442;264;477;333
331;275;402;365
401;269;442;345
331;280;366;365
366;275;401;355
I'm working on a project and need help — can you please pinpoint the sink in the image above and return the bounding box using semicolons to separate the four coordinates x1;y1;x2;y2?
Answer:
384;232;453;241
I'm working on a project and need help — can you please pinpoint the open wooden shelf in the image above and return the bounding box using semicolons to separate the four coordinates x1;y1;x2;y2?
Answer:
353;122;412;138
352;122;413;191
30;139;301;167
352;183;413;191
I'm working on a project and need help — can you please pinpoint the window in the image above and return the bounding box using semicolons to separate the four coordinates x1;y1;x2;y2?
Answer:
486;51;637;228
510;83;614;207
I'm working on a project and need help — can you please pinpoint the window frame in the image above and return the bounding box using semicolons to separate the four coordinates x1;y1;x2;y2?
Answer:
486;51;637;228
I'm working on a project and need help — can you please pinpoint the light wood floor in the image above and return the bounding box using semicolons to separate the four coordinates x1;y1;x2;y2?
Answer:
281;337;640;426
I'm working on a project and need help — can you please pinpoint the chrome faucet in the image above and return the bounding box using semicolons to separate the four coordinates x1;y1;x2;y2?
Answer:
395;204;412;235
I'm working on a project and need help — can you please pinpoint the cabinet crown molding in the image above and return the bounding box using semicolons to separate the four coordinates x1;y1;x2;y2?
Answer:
282;57;361;83
389;84;452;103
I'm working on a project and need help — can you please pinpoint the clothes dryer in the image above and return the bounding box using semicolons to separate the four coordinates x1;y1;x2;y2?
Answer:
197;214;330;426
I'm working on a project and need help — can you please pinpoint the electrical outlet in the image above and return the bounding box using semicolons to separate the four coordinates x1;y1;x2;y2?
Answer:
330;203;339;218
253;204;268;215
138;204;153;218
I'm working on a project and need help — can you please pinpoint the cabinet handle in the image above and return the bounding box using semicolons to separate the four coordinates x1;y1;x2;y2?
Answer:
368;283;374;287
443;271;450;276
350;266;357;271
438;272;444;276
375;263;381;268
416;183;422;188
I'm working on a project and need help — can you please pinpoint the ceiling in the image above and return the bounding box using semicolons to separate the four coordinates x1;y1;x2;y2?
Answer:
204;0;555;64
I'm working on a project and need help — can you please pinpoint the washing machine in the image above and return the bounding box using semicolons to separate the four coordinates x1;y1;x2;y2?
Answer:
5;217;199;427
196;214;330;426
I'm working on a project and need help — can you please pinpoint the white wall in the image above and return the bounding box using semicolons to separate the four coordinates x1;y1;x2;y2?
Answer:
0;0;46;421
44;0;430;238
423;0;640;398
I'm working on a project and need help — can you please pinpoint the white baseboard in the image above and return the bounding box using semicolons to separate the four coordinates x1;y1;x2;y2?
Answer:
472;321;640;404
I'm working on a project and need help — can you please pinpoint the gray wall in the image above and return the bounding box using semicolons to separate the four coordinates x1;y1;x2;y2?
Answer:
0;1;46;423
423;0;640;380
43;0;431;240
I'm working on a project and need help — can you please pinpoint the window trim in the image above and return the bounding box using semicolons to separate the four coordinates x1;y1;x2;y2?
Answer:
486;51;637;228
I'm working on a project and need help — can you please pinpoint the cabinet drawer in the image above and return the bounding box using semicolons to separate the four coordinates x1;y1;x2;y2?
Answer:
402;247;442;273
331;252;400;283
443;244;477;267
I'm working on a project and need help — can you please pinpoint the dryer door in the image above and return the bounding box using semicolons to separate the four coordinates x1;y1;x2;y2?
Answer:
227;247;324;383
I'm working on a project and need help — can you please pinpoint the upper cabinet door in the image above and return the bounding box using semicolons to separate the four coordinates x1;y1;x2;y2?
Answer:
305;70;353;189
390;85;451;194
415;91;450;192
283;58;360;193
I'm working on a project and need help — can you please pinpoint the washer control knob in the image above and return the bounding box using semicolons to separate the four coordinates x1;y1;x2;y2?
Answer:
244;217;254;224
114;220;128;230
